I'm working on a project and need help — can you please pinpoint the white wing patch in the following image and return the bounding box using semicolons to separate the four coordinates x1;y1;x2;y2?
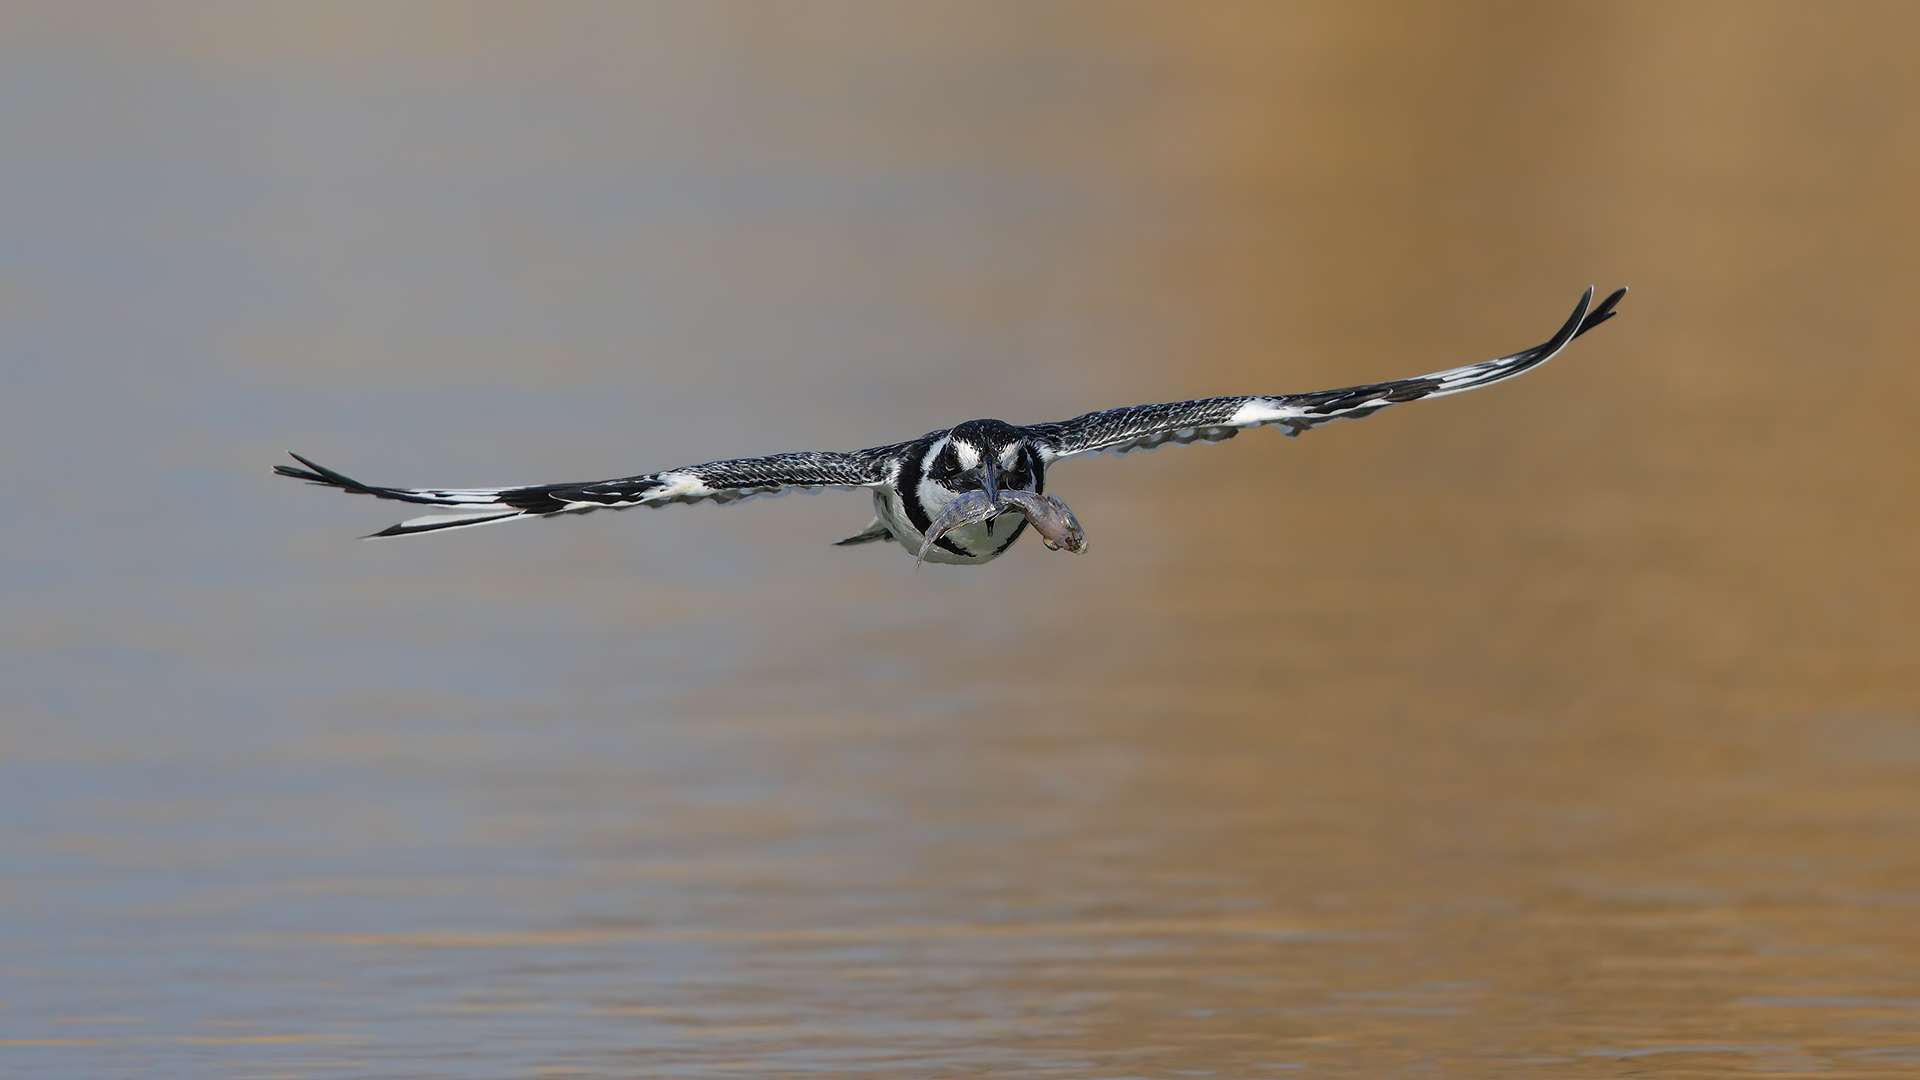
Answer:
1226;399;1300;427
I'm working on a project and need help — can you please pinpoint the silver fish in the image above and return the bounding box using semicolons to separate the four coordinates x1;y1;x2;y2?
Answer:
916;488;1088;567
994;489;1087;555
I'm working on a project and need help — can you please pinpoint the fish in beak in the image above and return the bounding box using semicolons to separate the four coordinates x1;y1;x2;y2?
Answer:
916;487;1089;567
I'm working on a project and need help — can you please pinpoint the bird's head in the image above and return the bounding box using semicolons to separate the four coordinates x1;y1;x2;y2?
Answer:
914;420;1083;562
932;419;1045;500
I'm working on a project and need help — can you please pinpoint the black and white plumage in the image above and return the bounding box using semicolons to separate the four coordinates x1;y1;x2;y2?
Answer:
278;286;1624;566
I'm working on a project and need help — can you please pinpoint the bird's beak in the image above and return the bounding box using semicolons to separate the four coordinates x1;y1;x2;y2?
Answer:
972;458;1000;503
972;459;1001;535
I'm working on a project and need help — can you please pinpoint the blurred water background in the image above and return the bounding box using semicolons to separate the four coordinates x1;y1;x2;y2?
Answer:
3;3;1919;1077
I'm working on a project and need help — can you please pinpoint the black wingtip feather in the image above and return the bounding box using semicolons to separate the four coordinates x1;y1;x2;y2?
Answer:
1495;287;1593;372
1573;286;1627;338
275;452;376;493
273;453;470;507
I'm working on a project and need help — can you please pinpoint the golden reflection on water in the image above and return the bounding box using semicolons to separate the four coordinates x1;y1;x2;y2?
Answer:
4;2;1920;1077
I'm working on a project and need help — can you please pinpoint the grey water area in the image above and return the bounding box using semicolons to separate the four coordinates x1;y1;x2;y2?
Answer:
0;23;1220;1078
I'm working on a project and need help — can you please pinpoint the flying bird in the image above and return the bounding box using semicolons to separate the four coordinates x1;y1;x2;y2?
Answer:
277;286;1625;566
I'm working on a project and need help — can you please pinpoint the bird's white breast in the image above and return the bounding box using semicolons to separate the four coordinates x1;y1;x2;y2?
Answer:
873;487;1007;565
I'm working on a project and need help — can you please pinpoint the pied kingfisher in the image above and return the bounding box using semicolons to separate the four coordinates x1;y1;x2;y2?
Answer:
277;287;1625;566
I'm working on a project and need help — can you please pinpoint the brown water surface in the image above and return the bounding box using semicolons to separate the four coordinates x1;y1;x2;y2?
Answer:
2;3;1918;1077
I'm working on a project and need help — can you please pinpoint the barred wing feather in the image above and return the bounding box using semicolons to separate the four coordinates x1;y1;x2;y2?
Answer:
273;447;901;537
1035;287;1624;461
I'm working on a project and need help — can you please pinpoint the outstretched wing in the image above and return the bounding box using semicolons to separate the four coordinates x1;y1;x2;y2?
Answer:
275;447;903;537
1033;286;1625;460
